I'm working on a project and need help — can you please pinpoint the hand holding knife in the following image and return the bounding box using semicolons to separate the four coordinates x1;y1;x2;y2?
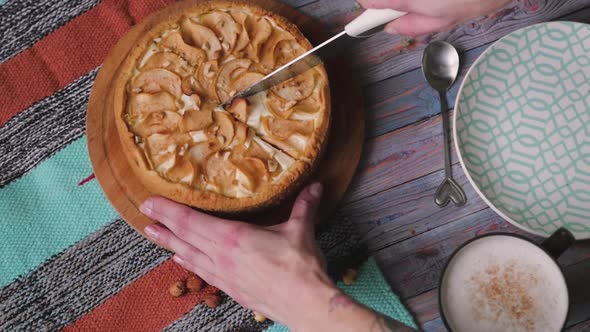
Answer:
220;9;406;108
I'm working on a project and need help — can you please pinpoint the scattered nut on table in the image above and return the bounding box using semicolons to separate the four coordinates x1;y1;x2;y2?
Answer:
253;311;267;323
204;294;222;308
186;275;205;292
342;268;358;285
169;280;187;297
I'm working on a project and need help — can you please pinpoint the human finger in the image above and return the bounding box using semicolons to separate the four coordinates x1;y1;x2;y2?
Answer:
287;182;323;235
140;196;234;242
145;224;215;270
384;13;458;36
357;0;446;16
172;254;226;290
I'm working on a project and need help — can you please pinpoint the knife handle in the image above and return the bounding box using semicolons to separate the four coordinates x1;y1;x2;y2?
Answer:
345;9;407;37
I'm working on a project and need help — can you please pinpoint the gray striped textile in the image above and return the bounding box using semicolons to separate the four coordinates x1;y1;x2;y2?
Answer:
0;219;171;331
0;0;102;63
0;1;368;330
0;68;97;187
0;213;364;331
163;294;273;332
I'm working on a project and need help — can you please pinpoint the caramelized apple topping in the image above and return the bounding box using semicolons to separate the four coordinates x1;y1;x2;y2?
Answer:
199;11;240;53
180;18;222;61
216;59;252;102
227;98;249;122
161;31;207;66
132;68;182;97
271;70;315;101
230;72;264;95
129;92;176;118
245;17;272;62
131;111;181;136
141;52;192;77
124;6;325;198
231;12;250;53
262;117;313;140
179;109;213;132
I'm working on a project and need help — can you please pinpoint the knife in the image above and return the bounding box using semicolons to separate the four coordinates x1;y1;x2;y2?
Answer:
220;9;406;108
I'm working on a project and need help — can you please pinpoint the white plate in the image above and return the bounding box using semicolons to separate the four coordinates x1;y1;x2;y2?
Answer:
454;22;590;239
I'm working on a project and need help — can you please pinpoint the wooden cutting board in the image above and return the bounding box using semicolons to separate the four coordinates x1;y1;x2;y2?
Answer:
86;0;365;235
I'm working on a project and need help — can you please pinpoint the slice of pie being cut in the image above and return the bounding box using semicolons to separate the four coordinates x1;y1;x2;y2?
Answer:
113;1;330;213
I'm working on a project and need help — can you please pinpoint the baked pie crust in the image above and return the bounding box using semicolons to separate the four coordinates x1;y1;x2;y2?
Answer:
113;1;330;213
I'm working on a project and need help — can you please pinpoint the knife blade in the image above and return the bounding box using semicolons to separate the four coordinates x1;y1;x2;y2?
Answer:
220;9;406;109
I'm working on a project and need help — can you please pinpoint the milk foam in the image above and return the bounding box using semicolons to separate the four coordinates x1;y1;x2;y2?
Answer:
441;235;568;332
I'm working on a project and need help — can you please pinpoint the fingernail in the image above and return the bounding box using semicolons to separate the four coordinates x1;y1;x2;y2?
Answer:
309;182;323;198
173;255;185;265
139;198;153;216
144;225;160;241
385;25;397;35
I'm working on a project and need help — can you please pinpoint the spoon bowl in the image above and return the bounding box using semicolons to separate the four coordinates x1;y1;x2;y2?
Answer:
422;41;460;92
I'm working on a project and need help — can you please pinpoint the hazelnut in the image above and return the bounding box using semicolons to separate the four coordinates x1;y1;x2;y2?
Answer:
204;294;222;308
253;311;267;323
169;280;187;297
342;268;358;285
186;275;205;292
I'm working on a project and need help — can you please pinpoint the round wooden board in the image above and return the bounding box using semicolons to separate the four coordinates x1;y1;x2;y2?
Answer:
87;0;364;236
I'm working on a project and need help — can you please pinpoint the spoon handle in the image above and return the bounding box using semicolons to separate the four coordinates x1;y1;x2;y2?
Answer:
439;91;453;178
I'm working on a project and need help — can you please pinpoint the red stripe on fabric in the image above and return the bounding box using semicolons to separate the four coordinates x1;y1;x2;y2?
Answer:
78;173;96;186
62;259;220;332
0;0;175;126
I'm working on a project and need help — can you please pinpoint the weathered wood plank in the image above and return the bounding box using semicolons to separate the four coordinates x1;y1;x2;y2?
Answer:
297;0;360;30
342;162;485;251
422;317;446;332
293;1;590;85
404;288;439;327
344;112;459;203
296;1;590;328
373;204;590;300
281;0;318;8
363;5;590;139
373;208;525;298
349;0;590;84
363;43;487;139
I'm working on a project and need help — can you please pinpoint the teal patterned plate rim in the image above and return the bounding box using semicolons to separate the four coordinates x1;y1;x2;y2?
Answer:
454;21;590;239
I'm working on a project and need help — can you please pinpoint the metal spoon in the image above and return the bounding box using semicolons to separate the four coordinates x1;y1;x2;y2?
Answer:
422;41;467;207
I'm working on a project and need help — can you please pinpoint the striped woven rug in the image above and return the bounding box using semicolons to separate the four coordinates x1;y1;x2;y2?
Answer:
0;1;416;331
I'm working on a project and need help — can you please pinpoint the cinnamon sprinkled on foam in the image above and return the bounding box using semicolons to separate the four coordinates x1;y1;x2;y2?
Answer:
469;259;542;332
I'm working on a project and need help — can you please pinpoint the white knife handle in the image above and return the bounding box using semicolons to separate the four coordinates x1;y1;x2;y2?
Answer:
345;9;407;37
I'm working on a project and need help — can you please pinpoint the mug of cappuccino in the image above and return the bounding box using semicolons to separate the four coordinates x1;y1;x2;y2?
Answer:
439;228;575;332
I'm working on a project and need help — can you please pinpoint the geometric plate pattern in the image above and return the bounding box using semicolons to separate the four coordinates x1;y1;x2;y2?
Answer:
455;22;590;239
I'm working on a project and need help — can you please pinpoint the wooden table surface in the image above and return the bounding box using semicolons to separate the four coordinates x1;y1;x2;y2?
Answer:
279;0;590;330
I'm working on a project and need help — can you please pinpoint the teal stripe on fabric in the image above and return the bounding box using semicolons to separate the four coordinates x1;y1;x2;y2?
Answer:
0;0;5;5
0;137;117;286
265;258;417;331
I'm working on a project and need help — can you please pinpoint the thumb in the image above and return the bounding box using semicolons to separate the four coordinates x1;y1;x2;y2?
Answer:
287;182;323;232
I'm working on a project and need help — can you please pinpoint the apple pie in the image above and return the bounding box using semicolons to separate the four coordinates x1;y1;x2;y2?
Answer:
113;1;330;213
